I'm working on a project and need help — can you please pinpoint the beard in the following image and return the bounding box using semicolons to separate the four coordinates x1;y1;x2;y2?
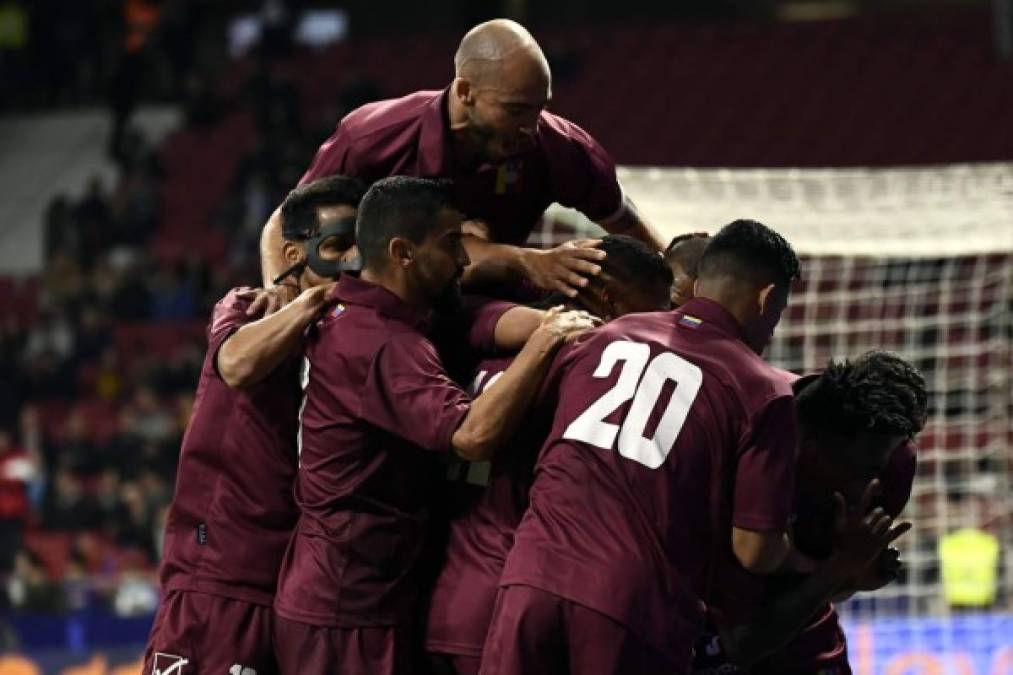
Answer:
431;275;463;315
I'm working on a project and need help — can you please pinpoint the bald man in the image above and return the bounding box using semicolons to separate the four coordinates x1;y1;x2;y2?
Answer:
256;19;664;312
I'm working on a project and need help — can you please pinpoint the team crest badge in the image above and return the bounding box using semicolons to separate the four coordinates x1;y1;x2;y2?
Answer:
152;652;190;675
331;303;346;317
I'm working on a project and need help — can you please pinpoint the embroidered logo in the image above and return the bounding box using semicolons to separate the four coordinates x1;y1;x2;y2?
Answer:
494;160;524;195
152;652;189;675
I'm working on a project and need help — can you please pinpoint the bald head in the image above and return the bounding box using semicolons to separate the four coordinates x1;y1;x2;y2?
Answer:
449;20;552;163
454;19;549;87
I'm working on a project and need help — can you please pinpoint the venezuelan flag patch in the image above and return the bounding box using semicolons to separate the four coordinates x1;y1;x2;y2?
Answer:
678;314;703;329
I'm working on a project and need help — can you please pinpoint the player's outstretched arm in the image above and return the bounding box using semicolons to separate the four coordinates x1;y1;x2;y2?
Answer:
492;305;601;352
596;195;666;252
217;283;335;388
451;307;594;461
720;481;912;668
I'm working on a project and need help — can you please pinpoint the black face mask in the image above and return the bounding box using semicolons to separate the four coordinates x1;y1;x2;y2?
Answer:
273;216;361;285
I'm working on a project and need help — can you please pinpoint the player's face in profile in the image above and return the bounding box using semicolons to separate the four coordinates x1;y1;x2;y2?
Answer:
797;431;906;508
469;58;550;162
411;208;470;310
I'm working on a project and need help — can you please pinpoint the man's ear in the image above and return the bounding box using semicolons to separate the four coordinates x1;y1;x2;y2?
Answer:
282;240;305;266
577;275;614;322
757;282;776;313
389;237;414;269
453;77;474;106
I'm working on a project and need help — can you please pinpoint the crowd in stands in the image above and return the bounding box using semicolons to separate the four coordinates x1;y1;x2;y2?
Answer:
0;29;382;620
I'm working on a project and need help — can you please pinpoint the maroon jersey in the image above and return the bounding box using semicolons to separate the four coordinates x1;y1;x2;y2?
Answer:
500;297;798;668
704;370;918;675
273;275;509;628
426;353;553;657
158;288;301;606
298;89;622;245
758;420;917;672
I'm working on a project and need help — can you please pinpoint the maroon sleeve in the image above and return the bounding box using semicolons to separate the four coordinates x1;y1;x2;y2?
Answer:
297;121;355;187
360;333;472;452
208;288;254;380
880;441;917;517
541;115;623;222
733;395;797;531
459;295;517;355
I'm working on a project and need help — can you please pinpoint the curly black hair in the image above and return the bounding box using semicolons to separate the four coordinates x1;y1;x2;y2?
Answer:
697;219;800;287
600;234;674;290
796;350;928;439
280;174;369;241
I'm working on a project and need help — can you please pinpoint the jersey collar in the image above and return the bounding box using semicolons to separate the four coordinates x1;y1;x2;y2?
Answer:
332;274;432;331
675;297;749;344
418;88;453;176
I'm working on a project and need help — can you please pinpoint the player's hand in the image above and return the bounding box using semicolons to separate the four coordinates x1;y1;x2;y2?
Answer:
828;480;911;579
533;305;600;346
521;239;607;298
294;282;338;319
239;284;300;317
847;546;903;592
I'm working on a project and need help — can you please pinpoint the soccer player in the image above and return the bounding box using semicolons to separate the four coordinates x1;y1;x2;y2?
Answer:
665;232;710;307
425;235;674;675
272;176;597;675
141;175;367;675
480;219;809;675
696;351;927;675
256;19;664;312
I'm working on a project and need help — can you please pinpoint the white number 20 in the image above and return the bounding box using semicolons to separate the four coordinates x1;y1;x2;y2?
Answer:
563;340;703;469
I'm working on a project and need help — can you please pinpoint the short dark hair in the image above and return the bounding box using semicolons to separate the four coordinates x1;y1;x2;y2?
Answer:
280;175;368;241
600;234;673;290
796;350;928;440
356;176;456;269
698;219;800;287
664;233;710;277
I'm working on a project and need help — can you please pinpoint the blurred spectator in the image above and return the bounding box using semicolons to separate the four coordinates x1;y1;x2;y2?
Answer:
73;304;112;367
109;264;153;320
0;429;36;574
94;346;125;401
151;264;197;321
6;549;63;613
22;309;74;364
74;176;114;267
113;566;158;617
113;481;156;560
128;387;174;446
43;194;76;261
62;549;91;612
51;408;97;475
42;470;101;532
